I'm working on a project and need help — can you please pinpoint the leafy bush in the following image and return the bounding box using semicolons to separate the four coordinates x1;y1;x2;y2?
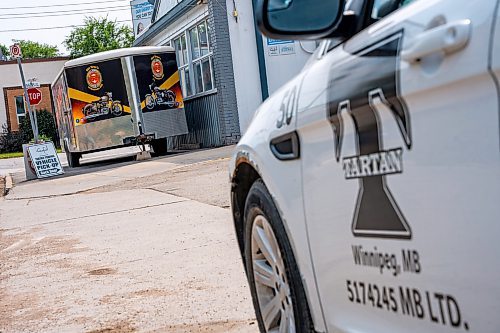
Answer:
29;134;52;144
0;109;59;153
19;109;59;147
0;124;24;153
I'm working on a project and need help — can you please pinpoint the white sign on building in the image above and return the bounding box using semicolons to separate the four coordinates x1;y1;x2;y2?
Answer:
267;38;296;56
26;79;40;88
131;0;155;37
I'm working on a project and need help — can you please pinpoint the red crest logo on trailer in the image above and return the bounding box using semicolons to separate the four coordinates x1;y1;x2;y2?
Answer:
151;56;164;80
86;66;103;91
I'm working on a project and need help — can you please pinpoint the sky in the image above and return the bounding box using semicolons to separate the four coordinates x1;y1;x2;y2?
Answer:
0;0;134;55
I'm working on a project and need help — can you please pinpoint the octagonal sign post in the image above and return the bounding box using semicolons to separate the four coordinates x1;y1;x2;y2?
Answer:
27;87;42;106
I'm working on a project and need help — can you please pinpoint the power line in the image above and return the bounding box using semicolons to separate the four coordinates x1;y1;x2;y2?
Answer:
0;0;130;10
0;7;131;20
0;20;131;33
0;5;131;18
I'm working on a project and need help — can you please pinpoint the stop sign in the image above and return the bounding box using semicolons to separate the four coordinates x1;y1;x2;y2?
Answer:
27;88;42;105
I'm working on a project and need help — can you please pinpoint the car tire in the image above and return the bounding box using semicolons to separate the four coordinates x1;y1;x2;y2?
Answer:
244;179;314;333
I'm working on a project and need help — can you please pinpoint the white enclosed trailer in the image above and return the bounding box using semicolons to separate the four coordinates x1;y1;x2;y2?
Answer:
51;46;188;167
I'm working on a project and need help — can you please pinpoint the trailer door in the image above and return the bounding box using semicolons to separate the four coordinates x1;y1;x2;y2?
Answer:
132;52;188;139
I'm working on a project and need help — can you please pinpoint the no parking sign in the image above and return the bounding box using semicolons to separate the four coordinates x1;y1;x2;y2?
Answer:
9;43;22;58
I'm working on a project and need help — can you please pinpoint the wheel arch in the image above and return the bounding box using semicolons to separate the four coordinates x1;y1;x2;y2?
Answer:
231;161;261;267
231;155;326;333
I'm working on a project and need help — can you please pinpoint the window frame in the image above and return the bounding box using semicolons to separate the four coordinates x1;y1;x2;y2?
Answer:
14;95;26;126
172;18;216;99
174;34;192;97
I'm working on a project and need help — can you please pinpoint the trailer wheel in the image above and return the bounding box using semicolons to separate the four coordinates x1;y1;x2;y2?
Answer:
67;151;81;168
150;138;168;157
64;143;81;168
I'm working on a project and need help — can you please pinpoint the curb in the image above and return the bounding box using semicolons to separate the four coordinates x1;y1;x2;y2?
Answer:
0;176;4;197
1;174;13;197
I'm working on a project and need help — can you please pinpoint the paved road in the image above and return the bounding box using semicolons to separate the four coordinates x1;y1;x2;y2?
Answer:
0;146;258;333
0;146;142;177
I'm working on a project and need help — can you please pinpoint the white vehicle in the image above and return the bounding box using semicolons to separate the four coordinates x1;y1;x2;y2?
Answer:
230;0;500;332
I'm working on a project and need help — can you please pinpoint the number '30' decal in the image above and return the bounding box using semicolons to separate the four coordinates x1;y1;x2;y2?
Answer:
277;86;298;128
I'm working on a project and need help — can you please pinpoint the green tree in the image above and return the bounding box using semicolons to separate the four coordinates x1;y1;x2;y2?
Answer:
12;40;60;59
0;41;59;60
0;44;9;58
64;17;134;58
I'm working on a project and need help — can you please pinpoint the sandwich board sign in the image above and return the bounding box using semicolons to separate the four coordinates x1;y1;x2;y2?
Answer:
27;142;64;178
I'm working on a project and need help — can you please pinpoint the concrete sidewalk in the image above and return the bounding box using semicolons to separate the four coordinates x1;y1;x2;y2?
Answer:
0;146;258;333
0;146;142;178
0;174;12;197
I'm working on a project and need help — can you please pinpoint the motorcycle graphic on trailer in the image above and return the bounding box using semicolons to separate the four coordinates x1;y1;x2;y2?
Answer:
145;82;179;110
82;92;124;121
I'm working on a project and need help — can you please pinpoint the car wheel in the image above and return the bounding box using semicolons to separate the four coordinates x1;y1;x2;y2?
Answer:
244;179;314;333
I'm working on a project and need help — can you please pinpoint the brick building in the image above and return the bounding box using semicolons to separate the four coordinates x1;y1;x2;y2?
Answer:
0;57;69;132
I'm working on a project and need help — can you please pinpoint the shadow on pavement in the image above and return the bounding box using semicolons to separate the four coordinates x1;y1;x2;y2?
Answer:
10;145;235;186
60;151;187;178
13;151;185;185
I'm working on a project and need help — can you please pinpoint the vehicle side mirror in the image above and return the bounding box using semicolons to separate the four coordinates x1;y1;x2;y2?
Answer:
256;0;345;40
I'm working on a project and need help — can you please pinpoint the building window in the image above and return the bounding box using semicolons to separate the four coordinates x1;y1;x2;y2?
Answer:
173;19;215;98
14;96;26;125
174;33;191;97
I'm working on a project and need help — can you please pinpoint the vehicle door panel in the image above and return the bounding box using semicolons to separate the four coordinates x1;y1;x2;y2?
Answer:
297;0;500;332
491;1;500;146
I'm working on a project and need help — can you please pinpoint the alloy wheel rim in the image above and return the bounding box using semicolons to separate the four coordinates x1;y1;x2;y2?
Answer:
251;215;296;333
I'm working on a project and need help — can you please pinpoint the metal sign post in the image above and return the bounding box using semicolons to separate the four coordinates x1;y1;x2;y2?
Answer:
11;44;39;143
17;58;39;143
